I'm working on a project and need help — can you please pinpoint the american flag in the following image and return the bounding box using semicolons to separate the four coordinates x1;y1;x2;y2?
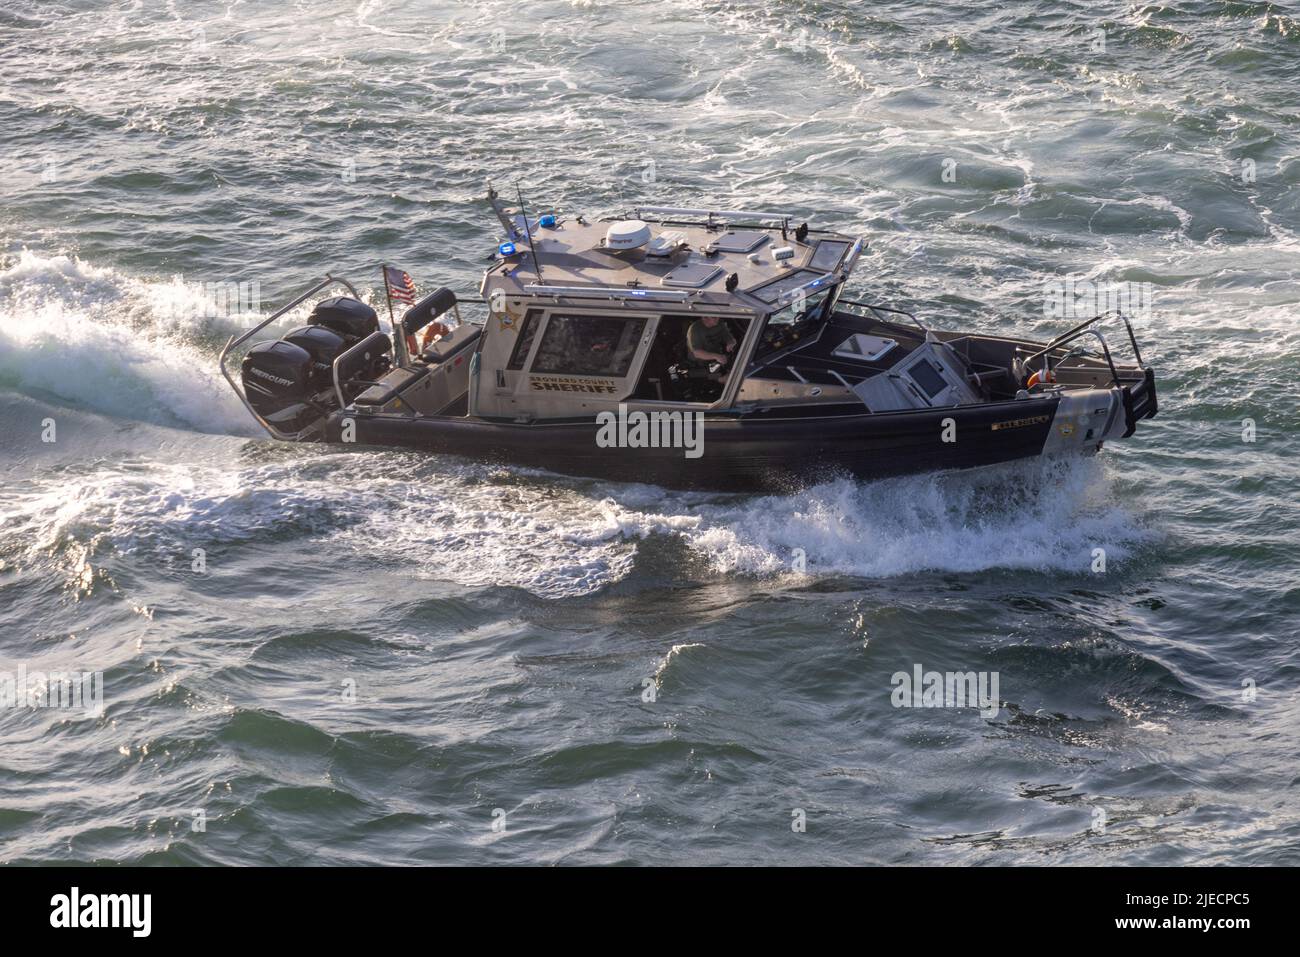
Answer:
383;265;416;305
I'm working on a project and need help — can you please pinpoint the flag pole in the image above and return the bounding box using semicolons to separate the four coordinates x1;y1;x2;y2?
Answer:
381;263;409;367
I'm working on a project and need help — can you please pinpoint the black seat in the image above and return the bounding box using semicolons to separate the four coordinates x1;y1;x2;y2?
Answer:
401;288;457;339
353;364;431;407
334;331;392;386
421;324;481;364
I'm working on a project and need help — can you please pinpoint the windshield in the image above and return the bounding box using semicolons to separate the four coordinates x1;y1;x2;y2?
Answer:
754;288;833;359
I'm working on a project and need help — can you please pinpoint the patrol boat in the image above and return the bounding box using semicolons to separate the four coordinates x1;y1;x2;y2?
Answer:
220;190;1158;491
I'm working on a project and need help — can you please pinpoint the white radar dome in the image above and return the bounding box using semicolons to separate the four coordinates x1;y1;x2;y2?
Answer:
605;220;652;251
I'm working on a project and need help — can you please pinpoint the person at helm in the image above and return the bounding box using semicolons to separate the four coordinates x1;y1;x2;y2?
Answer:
687;315;736;369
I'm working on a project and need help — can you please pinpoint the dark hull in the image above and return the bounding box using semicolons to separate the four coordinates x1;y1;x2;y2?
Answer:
325;397;1064;492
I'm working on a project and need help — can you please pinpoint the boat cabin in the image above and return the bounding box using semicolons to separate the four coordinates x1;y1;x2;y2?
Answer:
469;196;864;420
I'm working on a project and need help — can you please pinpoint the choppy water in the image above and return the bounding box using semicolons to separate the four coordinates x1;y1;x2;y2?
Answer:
2;0;1298;865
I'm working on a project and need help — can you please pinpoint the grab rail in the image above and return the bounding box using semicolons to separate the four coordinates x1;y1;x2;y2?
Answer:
780;364;867;387
332;330;393;409
1021;311;1147;389
218;274;362;439
1023;311;1145;366
835;301;1149;394
837;298;932;337
1053;329;1122;388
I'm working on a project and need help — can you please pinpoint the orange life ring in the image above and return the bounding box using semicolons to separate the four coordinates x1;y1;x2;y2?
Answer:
419;321;451;352
1026;369;1057;389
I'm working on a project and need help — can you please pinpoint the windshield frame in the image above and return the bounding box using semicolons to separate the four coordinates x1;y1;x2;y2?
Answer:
750;285;837;362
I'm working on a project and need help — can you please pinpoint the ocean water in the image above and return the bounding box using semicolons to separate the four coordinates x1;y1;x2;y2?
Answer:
1;0;1298;865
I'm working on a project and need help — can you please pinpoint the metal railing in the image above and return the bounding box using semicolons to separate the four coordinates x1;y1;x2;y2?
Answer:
836;298;932;337
522;283;692;303
783;365;864;388
630;205;796;224
839;301;1147;391
1020;311;1147;389
1025;311;1146;366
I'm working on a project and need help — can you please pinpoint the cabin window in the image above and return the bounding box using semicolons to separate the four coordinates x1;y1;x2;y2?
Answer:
753;288;832;360
748;269;827;305
507;310;541;370
766;288;831;327
531;314;647;378
807;240;852;272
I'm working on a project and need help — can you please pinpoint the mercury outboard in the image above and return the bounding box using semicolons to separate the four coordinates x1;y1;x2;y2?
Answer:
239;296;391;437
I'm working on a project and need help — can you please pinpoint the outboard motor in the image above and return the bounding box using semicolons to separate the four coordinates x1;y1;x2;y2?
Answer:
284;322;390;400
283;324;348;390
239;296;393;435
309;296;379;342
240;339;322;434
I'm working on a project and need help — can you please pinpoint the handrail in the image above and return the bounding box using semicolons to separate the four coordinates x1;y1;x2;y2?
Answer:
218;274;362;439
522;282;692;302
631;205;795;224
837;298;932;337
834;302;1148;394
786;364;866;386
331;331;392;408
1021;311;1147;389
1121;314;1146;368
1023;311;1145;368
1057;329;1122;388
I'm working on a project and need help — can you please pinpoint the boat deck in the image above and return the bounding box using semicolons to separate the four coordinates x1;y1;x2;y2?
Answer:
748;311;928;386
486;207;859;314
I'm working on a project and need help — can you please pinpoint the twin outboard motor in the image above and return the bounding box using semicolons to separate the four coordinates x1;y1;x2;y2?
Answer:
240;297;389;435
308;296;380;342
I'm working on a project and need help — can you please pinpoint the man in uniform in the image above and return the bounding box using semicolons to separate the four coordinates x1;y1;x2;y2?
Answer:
686;315;736;370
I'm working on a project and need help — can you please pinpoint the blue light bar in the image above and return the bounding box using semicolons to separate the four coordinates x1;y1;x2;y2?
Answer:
775;272;837;305
498;242;517;257
538;214;557;228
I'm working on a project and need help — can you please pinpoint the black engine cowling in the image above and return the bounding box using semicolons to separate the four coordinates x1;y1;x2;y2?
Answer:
240;340;322;434
283;324;347;389
240;297;393;434
309;296;379;341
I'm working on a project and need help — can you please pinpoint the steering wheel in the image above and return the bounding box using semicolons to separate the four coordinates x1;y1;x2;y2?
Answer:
760;324;786;352
761;320;809;355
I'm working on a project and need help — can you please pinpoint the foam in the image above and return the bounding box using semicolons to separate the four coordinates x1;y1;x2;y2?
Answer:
0;250;270;435
0;443;1152;601
669;457;1149;579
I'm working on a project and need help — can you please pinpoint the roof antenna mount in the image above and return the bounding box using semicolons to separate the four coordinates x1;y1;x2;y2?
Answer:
486;182;521;242
516;184;545;285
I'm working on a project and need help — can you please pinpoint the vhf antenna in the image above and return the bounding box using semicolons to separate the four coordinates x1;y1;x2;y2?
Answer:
516;184;544;285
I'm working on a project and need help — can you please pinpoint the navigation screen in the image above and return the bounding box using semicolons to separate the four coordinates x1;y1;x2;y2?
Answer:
909;358;949;399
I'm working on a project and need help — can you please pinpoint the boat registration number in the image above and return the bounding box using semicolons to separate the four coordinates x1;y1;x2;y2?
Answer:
991;414;1050;431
